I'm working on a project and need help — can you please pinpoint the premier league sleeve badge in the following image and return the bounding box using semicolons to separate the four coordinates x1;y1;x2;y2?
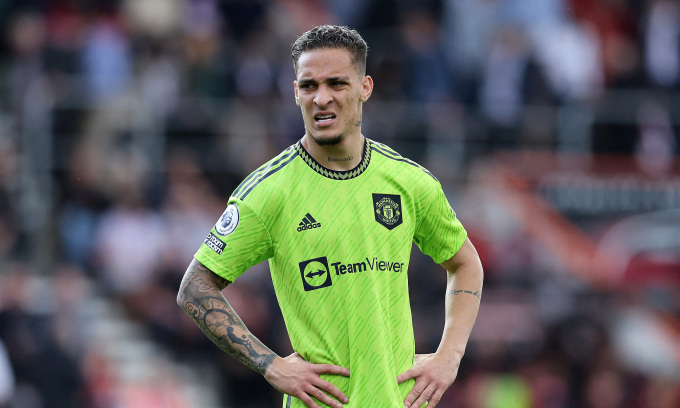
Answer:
215;203;240;236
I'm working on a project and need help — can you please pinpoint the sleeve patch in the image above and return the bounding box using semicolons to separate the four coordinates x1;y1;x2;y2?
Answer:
204;231;226;255
215;203;240;236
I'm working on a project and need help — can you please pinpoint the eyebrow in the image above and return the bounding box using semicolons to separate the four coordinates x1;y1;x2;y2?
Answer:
297;76;351;84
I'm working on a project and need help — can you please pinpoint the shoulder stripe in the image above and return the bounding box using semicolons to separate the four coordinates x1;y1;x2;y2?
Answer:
371;140;400;155
236;151;299;200
370;143;437;181
233;146;296;198
371;141;412;163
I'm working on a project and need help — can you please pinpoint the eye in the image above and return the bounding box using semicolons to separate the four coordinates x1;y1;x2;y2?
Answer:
299;83;316;90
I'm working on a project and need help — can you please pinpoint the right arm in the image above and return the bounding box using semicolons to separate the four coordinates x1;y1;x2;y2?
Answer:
177;258;350;408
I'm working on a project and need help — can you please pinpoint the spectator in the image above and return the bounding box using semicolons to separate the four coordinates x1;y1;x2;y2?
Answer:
642;0;680;88
81;17;132;104
92;150;165;297
0;339;13;407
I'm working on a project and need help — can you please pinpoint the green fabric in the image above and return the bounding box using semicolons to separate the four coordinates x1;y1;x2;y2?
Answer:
195;139;467;407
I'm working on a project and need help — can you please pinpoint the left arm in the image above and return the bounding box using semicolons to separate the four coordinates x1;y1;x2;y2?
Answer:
397;238;483;408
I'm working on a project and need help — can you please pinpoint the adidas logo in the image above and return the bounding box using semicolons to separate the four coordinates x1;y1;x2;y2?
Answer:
297;213;321;232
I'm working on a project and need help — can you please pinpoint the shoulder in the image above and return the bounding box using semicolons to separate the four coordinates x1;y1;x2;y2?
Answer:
368;139;438;183
231;143;300;202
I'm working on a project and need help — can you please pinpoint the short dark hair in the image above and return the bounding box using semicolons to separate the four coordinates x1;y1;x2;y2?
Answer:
291;25;368;76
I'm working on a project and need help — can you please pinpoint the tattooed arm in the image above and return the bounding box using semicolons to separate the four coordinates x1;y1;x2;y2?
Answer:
397;238;483;408
176;258;276;373
177;258;350;408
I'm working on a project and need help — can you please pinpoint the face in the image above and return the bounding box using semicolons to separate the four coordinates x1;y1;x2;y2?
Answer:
294;48;373;146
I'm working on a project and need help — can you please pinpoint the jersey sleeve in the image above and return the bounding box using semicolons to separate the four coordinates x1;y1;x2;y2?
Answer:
413;183;467;264
194;199;274;282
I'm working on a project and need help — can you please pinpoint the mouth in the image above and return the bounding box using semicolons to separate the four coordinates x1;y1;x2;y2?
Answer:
314;113;336;127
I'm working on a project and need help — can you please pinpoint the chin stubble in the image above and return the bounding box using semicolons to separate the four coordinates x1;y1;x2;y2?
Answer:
312;134;344;146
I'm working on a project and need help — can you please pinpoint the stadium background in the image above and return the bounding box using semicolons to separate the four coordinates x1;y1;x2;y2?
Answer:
0;0;679;407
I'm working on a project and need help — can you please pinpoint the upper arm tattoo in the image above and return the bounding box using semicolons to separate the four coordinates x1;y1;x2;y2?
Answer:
177;260;276;374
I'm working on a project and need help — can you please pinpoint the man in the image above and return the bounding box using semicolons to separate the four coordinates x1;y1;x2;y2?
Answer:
177;25;483;408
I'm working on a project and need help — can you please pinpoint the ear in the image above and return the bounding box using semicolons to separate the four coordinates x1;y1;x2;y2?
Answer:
360;75;373;103
294;81;300;106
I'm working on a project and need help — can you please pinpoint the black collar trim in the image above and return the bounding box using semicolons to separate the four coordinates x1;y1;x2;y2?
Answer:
295;138;371;180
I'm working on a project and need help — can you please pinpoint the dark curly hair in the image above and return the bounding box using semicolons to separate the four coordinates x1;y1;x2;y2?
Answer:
291;25;368;76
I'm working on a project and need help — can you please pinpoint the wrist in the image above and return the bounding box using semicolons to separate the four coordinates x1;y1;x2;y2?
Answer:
435;345;465;363
263;355;282;382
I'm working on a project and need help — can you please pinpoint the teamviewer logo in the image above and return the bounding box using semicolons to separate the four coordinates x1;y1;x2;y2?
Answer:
299;257;332;291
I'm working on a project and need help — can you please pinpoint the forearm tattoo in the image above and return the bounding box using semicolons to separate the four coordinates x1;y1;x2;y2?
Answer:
447;289;482;300
178;261;276;374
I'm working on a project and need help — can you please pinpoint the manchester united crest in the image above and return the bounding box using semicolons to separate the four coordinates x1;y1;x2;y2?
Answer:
372;193;403;230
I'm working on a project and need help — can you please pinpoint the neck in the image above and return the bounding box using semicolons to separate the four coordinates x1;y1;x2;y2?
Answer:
301;133;365;171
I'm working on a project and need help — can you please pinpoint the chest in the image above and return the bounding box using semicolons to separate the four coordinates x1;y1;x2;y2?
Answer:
268;175;416;256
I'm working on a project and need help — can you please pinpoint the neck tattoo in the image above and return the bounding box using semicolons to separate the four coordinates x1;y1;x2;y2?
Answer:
328;156;353;162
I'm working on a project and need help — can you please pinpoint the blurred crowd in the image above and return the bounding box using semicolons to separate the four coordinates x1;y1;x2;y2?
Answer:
0;0;679;407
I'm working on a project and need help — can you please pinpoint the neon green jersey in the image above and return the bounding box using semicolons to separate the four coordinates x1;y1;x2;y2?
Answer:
195;138;467;407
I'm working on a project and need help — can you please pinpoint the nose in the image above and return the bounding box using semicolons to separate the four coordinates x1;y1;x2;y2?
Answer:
313;85;333;107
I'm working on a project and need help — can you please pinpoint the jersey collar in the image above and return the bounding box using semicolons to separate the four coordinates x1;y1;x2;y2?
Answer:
295;138;371;180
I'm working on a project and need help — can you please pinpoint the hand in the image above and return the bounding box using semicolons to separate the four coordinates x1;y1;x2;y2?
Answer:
397;353;461;408
264;352;350;408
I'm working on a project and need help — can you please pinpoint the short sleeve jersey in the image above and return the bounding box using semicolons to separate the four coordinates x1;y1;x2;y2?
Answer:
195;138;467;408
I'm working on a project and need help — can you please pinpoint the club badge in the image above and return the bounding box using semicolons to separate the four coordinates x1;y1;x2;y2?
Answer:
372;193;403;230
